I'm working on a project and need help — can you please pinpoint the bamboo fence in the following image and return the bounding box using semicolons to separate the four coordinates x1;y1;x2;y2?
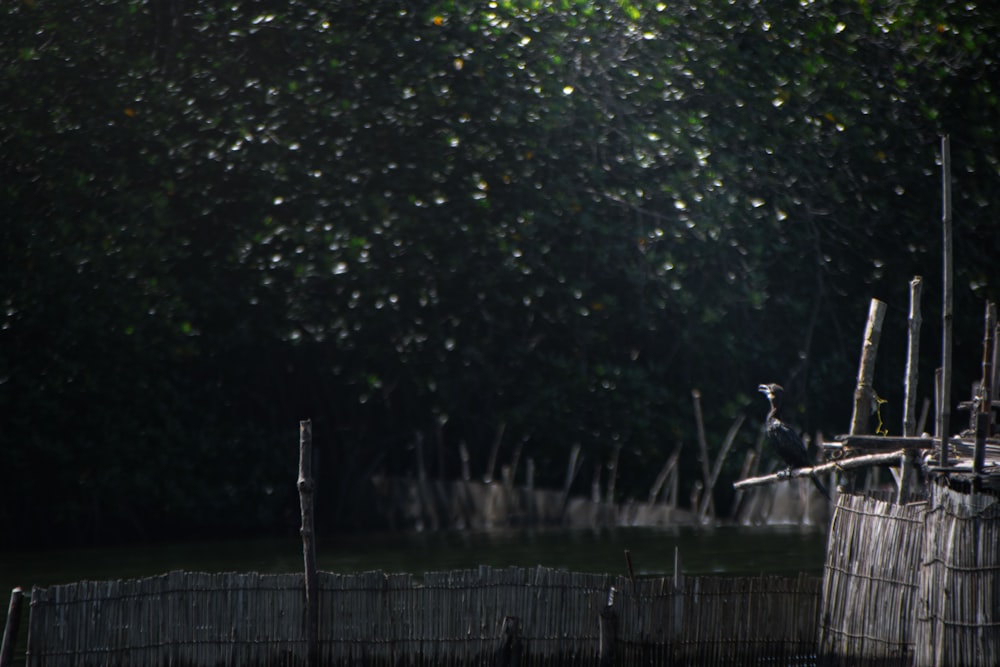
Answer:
818;493;927;666
819;488;1000;667
915;484;1000;667
25;567;821;667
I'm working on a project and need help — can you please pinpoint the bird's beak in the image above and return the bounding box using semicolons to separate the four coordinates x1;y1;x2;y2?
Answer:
757;384;769;394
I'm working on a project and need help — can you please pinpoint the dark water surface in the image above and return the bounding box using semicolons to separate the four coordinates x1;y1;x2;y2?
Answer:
1;525;826;596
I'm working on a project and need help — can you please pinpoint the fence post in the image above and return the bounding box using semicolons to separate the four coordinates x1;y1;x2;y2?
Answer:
0;588;24;667
599;587;617;667
498;615;523;667
298;420;319;667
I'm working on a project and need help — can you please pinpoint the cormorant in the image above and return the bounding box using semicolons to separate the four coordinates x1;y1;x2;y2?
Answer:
757;383;831;500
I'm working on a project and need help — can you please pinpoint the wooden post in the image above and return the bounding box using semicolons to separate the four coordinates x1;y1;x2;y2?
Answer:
934;368;944;439
298;420;319;667
940;135;954;468
605;443;622;503
673;547;684;638
993;322;1000;401
560;443;582;518
691;389;715;519
648;450;679;505
904;276;923;437
898;277;924;502
598;587;617;667
849;299;888;435
700;413;746;520
459;441;471;481
0;588;24;667
974;302;996;474
498;616;523;667
484;421;506;484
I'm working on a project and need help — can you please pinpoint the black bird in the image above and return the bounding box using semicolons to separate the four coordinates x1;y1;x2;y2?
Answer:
758;383;831;500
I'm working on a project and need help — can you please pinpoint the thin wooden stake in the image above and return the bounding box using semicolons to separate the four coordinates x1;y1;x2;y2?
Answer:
484;421;506;484
974;301;996;474
0;588;24;667
298;420;319;667
850;299;888;435
904;276;923;437
561;443;582;518
700;413;746;521
940;134;954;467
692;389;715;520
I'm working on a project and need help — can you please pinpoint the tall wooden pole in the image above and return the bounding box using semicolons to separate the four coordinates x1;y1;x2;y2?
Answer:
849;299;887;436
903;277;923;437
298;420;319;667
974;302;996;475
940;135;953;468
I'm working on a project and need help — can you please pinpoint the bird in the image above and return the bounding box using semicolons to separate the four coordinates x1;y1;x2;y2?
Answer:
757;383;830;500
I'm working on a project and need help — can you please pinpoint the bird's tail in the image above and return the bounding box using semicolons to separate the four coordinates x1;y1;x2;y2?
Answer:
810;473;831;500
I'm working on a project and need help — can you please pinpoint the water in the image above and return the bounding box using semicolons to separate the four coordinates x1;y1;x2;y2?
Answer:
1;525;827;597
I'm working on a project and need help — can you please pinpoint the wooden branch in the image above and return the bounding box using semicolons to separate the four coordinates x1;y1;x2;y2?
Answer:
733;450;907;490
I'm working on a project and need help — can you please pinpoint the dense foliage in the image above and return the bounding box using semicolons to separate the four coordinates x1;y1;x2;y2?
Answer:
2;0;998;545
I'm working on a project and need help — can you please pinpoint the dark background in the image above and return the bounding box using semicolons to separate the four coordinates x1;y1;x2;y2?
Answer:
2;0;997;546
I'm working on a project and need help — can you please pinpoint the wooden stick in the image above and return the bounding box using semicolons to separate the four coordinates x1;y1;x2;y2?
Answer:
560;443;582;517
0;588;24;667
849;299;888;435
733;450;907;490
700;413;745;521
974;301;997;474
904;276;923;437
484;421;506;483
935;367;944;440
940;134;954;467
297;420;319;667
691;389;715;519
605;443;622;502
647;450;679;504
993;322;1000;402
918;396;931;436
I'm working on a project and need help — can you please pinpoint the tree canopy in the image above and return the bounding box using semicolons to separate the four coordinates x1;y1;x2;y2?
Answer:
2;0;998;545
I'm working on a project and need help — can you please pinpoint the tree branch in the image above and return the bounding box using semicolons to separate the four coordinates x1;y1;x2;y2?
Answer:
732;449;907;491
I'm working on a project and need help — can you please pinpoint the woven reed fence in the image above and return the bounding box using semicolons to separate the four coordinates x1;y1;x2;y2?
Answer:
818;493;926;666
25;566;821;667
818;488;1000;667
914;485;1000;667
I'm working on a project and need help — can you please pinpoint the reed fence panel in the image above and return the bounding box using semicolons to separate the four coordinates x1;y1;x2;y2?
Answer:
914;485;1000;667
818;493;927;666
25;566;822;667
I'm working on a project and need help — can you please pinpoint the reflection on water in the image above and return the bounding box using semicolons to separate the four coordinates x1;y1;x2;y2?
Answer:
1;525;826;595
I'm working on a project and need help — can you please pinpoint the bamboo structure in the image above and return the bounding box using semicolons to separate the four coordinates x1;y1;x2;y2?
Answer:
915;485;1000;667
940;134;954;468
817;487;1000;667
818;493;926;666
24;567;821;667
